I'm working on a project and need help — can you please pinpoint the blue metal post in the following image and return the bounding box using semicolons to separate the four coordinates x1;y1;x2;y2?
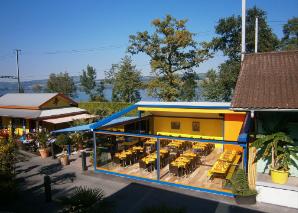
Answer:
93;131;97;171
138;111;142;133
243;144;248;172
156;138;160;180
67;144;71;155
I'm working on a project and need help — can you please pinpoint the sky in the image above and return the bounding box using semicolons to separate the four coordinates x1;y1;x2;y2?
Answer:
0;0;297;81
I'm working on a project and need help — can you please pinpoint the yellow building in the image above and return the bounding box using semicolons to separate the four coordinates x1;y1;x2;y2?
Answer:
55;101;250;196
0;93;95;135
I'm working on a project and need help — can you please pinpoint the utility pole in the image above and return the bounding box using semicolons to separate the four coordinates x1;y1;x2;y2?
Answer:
255;17;258;53
241;0;246;62
15;49;21;93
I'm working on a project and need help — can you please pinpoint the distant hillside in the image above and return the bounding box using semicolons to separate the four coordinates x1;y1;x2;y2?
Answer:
0;73;207;96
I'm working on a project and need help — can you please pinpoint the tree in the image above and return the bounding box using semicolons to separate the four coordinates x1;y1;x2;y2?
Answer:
179;70;199;101
200;69;224;101
280;17;298;50
46;72;77;97
32;84;43;93
128;15;210;101
202;7;279;101
80;65;106;102
105;56;142;103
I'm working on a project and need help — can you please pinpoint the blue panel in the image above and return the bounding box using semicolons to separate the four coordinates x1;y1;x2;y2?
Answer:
238;133;249;143
90;104;137;130
135;104;230;109
94;168;233;197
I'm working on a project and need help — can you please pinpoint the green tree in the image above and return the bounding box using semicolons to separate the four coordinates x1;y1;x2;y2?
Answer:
280;17;298;50
202;7;279;101
179;70;198;101
80;65;96;100
105;56;142;103
200;69;224;101
46;72;77;97
128;15;210;101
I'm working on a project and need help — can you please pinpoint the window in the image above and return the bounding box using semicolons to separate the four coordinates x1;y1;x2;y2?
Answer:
192;122;200;132
171;121;180;130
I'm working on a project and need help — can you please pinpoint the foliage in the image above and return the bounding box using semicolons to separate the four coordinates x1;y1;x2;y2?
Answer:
58;186;112;213
280;17;298;50
55;134;72;151
80;65;106;101
69;132;85;147
128;14;210;101
252;132;298;171
202;7;279;101
142;204;186;213
32;84;43;93
0;136;18;202
200;69;224;101
36;130;49;149
105;56;142;103
179;70;199;101
231;169;257;196
47;72;77;98
78;102;136;117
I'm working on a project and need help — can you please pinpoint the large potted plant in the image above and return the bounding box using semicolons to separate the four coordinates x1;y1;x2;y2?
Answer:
36;130;50;159
252;132;298;184
70;132;85;151
231;169;257;205
55;134;72;166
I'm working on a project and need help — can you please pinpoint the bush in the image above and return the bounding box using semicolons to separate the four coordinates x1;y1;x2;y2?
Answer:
78;102;137;117
231;169;257;196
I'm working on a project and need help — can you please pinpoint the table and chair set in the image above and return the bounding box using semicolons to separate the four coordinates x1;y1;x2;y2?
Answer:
113;146;145;167
208;150;242;183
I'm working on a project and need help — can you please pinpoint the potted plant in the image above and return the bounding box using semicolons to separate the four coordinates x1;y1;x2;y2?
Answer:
55;134;72;166
70;132;85;152
231;169;257;205
36;130;50;159
252;132;298;184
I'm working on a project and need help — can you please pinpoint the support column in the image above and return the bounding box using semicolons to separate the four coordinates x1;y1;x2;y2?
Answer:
156;138;160;181
93;131;97;171
138;111;142;133
243;144;248;172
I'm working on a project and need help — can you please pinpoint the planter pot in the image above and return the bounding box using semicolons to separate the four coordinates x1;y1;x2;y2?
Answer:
271;168;289;184
234;194;256;205
77;144;84;151
60;156;69;166
39;148;49;159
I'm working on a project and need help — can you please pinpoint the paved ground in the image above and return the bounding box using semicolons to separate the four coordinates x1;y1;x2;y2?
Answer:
2;151;297;213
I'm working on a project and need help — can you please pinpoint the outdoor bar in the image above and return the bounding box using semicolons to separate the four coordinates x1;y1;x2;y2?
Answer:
89;102;250;196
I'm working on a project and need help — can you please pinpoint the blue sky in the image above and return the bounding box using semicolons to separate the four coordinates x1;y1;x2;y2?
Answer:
0;0;297;81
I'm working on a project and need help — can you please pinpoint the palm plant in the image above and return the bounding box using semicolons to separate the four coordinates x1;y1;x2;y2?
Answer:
58;186;112;213
252;132;298;171
36;129;49;149
69;132;85;150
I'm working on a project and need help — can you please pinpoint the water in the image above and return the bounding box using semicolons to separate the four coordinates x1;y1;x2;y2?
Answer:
75;87;203;102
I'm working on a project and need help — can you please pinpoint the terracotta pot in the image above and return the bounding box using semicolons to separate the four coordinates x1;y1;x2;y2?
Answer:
234;194;257;205
77;144;83;151
39;148;49;159
60;155;69;166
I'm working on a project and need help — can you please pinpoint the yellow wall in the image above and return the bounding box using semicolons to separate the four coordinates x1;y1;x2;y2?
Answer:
224;114;246;142
153;116;223;140
41;95;73;109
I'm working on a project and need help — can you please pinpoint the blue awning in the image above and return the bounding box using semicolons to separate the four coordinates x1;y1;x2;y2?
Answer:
52;116;138;134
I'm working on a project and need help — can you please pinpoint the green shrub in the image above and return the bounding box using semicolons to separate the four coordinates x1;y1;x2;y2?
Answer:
78;102;137;117
231;169;257;196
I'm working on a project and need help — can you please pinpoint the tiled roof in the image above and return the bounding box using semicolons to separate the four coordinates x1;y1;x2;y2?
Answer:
231;51;298;110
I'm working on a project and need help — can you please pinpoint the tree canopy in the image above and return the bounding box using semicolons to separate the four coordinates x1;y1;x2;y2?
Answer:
46;72;77;97
80;65;106;101
202;7;279;101
105;56;142;103
179;70;199;101
128;15;210;101
280;17;298;50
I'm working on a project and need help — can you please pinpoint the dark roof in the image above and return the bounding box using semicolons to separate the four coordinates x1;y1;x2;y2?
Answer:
231;51;298;110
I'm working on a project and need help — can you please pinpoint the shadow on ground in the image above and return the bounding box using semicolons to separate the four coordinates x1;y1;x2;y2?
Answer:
39;163;63;175
104;182;263;213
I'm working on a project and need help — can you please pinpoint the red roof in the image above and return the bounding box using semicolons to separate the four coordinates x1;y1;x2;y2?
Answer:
231;51;298;110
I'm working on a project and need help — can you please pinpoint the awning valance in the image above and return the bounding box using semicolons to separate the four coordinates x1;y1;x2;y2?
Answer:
43;114;97;124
